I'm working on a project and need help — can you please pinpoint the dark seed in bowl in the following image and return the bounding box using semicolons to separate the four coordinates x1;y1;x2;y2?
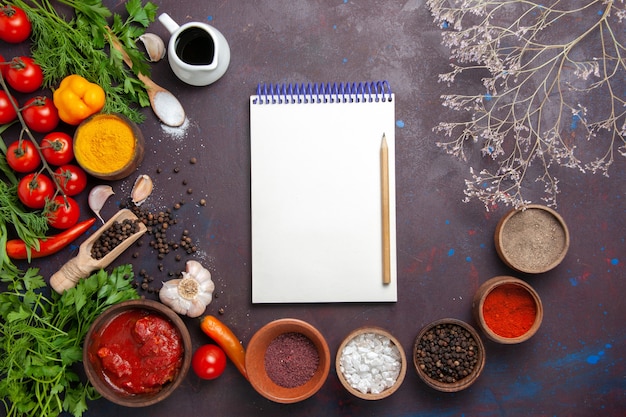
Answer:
415;323;479;384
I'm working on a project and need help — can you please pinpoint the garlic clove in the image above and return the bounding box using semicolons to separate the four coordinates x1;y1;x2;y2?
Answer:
131;174;153;206
88;185;115;223
138;33;166;62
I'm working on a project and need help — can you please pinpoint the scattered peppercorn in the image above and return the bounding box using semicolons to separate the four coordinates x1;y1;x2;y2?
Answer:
190;157;197;164
199;199;206;206
414;322;480;384
118;199;198;269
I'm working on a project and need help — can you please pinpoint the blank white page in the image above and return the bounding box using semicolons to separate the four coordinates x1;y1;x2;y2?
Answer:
250;85;397;303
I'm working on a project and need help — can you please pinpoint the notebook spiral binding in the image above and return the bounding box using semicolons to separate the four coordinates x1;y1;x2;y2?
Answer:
253;80;393;105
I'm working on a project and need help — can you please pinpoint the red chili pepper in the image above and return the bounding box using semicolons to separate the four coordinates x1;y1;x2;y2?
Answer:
6;217;96;260
200;315;248;380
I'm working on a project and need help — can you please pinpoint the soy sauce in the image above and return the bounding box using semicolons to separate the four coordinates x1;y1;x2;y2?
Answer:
174;27;215;65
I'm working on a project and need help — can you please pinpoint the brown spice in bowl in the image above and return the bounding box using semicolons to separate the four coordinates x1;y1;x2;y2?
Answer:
497;206;568;272
264;332;319;388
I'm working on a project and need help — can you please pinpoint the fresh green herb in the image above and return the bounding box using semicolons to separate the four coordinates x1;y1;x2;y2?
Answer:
9;0;158;123
0;265;140;417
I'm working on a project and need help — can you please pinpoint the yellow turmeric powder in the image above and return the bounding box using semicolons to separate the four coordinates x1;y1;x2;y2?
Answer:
74;114;136;173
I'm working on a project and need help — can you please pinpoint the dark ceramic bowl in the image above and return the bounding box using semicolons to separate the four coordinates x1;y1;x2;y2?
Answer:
336;326;406;400
245;318;330;404
83;299;192;407
413;318;485;392
74;113;145;181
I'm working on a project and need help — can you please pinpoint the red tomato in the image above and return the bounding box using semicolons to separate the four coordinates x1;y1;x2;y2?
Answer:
46;195;80;229
0;54;7;78
22;96;59;133
0;90;18;124
192;344;227;380
0;5;31;43
5;56;43;93
6;140;41;173
54;164;87;196
17;173;55;209
41;132;74;165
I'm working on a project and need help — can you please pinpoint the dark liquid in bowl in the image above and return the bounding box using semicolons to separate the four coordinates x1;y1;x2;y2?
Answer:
175;27;215;65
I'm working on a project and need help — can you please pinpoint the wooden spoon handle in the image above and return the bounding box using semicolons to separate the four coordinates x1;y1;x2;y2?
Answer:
50;257;98;293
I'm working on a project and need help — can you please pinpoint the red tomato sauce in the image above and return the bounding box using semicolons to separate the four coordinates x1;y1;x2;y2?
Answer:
89;309;184;395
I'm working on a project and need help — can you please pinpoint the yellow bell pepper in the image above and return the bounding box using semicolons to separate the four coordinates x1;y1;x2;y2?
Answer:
53;75;106;125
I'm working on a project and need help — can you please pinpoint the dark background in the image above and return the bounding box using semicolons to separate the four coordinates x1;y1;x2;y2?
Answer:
2;1;625;416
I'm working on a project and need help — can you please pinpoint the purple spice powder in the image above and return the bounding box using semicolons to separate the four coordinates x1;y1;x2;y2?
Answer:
264;332;319;388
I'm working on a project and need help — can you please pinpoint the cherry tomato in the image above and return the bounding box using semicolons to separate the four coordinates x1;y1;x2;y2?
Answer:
5;56;43;93
6;140;41;173
17;173;55;209
54;164;87;196
41;132;74;165
46;195;80;229
0;90;18;124
192;344;227;380
0;5;31;44
0;54;8;78
22;96;59;133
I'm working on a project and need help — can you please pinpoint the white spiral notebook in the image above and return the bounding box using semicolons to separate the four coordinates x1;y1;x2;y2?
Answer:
250;81;397;303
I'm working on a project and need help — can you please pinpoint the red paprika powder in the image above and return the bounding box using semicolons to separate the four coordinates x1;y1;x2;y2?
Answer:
482;284;537;338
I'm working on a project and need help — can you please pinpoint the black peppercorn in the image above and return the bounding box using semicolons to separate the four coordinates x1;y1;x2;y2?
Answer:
415;323;480;384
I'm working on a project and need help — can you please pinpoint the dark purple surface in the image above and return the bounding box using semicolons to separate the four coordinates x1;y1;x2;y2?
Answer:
2;1;625;416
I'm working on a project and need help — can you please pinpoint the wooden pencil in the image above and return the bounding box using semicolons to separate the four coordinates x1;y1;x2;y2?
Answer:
381;133;391;285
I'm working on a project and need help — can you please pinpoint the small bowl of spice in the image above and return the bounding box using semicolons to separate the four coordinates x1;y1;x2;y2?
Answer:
83;299;192;407
494;204;570;274
336;326;406;400
473;276;543;344
413;318;485;392
245;318;330;404
73;113;145;181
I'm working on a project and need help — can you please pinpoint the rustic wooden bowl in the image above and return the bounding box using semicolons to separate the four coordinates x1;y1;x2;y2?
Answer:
473;276;543;344
83;299;192;407
494;204;570;274
413;318;485;392
245;318;330;404
336;326;406;400
74;113;145;181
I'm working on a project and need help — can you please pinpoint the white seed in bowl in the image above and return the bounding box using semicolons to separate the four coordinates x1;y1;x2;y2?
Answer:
339;332;402;394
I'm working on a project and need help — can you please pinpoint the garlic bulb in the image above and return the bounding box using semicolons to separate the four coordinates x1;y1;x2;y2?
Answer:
138;33;166;62
159;260;215;318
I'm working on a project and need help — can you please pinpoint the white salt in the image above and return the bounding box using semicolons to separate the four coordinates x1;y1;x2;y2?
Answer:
339;332;402;395
153;91;185;127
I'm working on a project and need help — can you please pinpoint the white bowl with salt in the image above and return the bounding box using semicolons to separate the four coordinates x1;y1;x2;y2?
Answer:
336;326;406;400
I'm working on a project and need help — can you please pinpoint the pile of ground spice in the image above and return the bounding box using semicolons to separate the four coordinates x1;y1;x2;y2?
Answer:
264;332;319;388
499;208;567;271
482;284;537;338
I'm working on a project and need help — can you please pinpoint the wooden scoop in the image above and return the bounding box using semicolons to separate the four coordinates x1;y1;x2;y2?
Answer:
109;32;186;127
50;209;147;293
